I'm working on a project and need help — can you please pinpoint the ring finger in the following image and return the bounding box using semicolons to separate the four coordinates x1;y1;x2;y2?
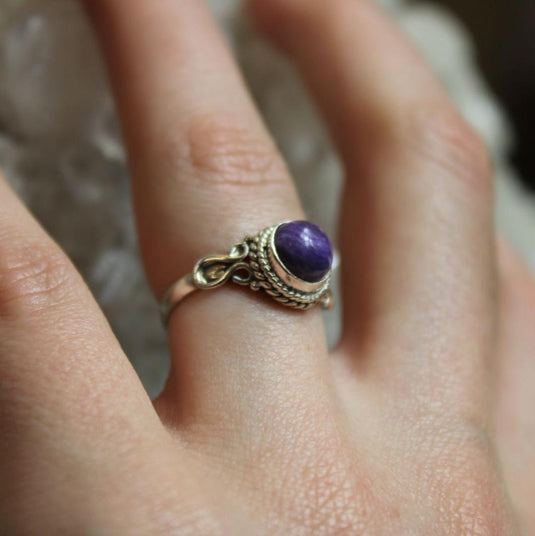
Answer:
85;0;339;449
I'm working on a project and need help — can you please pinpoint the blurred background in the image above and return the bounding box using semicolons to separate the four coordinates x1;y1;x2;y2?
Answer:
436;0;535;192
0;0;533;396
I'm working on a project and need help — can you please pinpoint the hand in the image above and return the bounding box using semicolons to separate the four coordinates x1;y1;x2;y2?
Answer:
1;0;534;534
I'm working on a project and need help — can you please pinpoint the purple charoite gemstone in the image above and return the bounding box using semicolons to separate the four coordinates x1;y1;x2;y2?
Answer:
274;221;333;283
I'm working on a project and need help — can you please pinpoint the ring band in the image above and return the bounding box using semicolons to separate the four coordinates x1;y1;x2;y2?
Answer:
161;221;336;324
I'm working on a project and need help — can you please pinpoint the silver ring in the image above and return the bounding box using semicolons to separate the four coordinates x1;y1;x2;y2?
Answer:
160;221;336;325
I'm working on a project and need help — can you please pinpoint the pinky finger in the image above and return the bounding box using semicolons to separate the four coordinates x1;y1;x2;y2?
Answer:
0;174;164;527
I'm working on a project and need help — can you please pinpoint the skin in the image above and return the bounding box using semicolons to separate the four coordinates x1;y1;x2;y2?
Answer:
0;0;534;533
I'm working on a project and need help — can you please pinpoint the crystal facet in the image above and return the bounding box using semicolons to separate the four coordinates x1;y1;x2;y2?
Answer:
274;221;333;283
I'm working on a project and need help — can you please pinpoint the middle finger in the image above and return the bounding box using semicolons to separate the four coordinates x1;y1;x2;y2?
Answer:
253;0;497;429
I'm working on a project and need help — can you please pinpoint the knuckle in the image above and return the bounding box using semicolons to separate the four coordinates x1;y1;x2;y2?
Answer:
420;424;511;535
405;103;493;192
0;243;75;316
444;459;510;535
272;432;383;535
301;457;379;534
161;113;289;189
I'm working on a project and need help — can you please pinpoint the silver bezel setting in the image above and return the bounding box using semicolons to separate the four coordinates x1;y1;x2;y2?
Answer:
161;222;335;323
246;224;333;310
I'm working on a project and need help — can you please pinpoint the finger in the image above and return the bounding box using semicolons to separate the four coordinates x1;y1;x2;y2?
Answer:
494;240;535;535
0;174;167;522
251;0;495;424
85;0;337;443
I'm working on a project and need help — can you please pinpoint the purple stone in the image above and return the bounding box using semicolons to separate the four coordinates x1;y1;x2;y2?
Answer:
274;221;333;283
